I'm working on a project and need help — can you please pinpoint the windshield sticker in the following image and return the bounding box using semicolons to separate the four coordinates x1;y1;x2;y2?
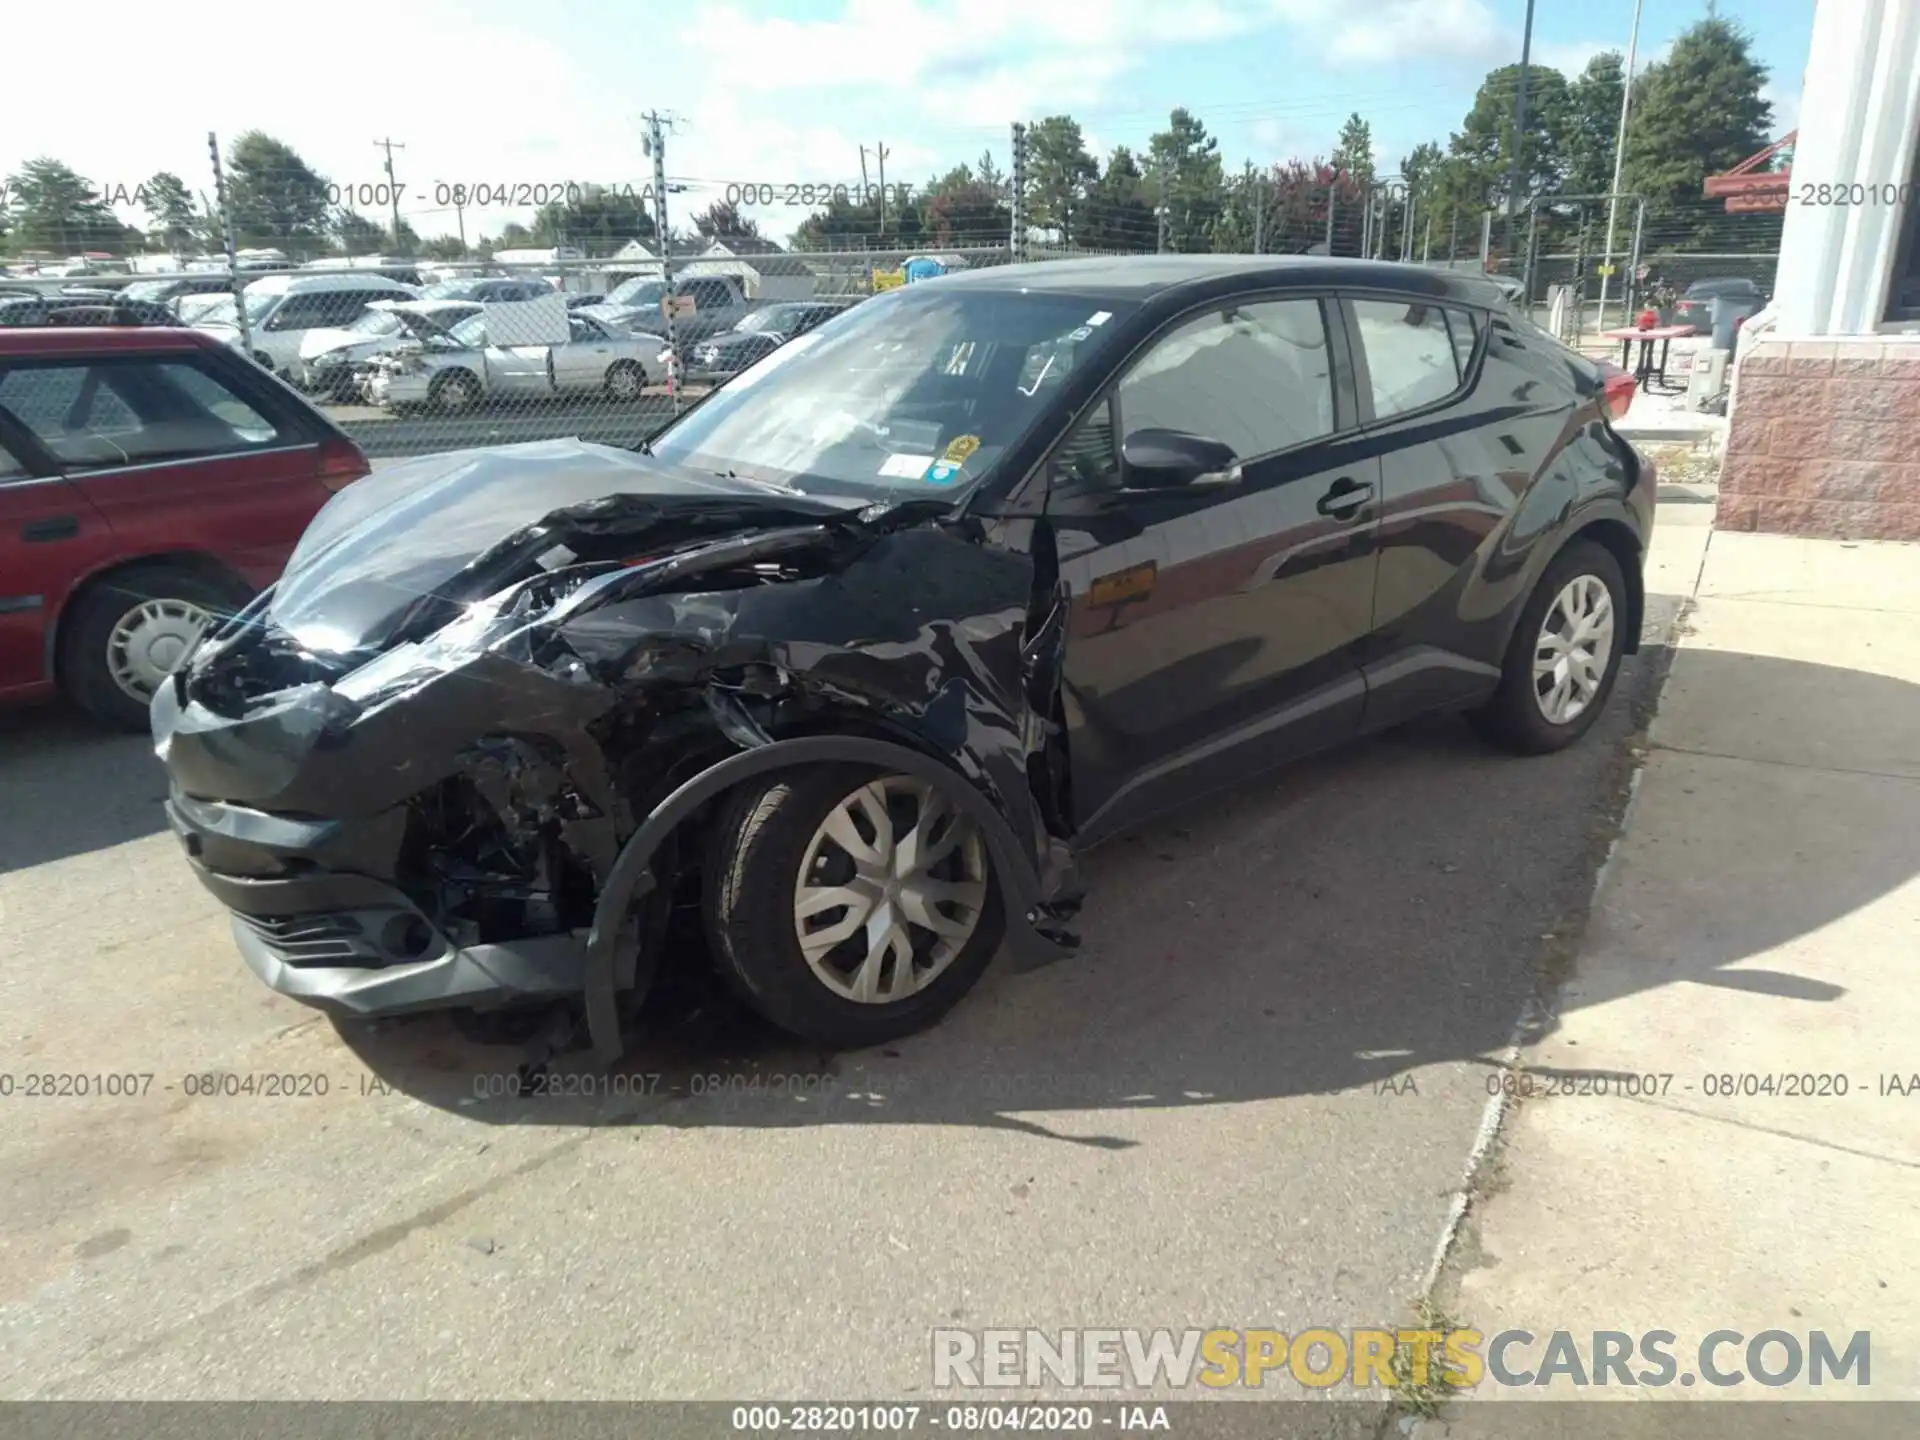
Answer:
925;461;961;485
1067;326;1094;342
879;452;935;479
1086;311;1112;326
941;434;981;466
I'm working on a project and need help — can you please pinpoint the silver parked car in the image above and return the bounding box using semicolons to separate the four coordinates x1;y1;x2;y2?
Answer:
296;299;485;399
365;306;669;413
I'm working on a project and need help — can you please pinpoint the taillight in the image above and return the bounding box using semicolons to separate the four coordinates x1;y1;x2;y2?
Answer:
1603;371;1635;421
316;436;371;492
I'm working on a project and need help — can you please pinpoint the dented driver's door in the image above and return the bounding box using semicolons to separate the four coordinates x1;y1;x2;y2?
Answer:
1043;294;1381;845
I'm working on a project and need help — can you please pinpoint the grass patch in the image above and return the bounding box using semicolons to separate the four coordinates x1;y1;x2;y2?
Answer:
1389;1297;1475;1420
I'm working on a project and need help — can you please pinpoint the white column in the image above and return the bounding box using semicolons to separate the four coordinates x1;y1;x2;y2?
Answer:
1773;0;1920;336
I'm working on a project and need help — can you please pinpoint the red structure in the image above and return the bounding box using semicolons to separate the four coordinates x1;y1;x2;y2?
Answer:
1703;132;1796;213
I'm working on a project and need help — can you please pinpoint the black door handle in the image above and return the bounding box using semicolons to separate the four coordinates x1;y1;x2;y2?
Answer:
22;515;80;543
1317;477;1376;517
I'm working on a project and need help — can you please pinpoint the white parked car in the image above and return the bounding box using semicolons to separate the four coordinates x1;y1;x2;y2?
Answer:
196;272;418;380
365;301;668;413
296;299;484;399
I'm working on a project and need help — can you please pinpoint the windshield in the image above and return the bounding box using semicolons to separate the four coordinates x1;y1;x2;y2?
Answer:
605;277;665;307
731;308;789;335
121;279;172;301
648;287;1134;499
190;294;237;325
421;280;480;300
449;313;488;347
346;308;404;336
242;290;280;321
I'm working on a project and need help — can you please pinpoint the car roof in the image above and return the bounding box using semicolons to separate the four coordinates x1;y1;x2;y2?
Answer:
0;326;228;356
244;272;417;295
926;254;1510;306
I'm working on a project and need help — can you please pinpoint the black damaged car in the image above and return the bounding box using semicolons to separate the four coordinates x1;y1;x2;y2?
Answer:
152;257;1655;1063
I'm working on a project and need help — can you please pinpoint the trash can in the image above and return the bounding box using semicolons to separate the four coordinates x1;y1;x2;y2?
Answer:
1708;293;1739;353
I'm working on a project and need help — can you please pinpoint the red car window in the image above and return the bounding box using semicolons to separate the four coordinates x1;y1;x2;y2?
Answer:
0;358;285;472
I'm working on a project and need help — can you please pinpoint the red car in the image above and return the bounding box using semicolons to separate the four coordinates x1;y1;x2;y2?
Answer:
0;326;369;729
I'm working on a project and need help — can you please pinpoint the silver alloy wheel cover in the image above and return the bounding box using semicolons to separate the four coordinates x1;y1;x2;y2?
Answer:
1533;572;1616;725
438;373;477;411
107;597;213;702
791;776;989;1004
608;365;641;399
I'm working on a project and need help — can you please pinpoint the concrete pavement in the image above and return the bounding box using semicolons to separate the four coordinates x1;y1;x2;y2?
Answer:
1419;528;1920;1424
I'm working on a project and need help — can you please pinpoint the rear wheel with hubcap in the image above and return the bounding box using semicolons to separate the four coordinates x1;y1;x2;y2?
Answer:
1471;540;1628;755
704;765;1004;1047
61;564;248;731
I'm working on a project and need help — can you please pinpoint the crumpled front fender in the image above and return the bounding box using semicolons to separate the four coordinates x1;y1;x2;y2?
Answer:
581;732;1076;1065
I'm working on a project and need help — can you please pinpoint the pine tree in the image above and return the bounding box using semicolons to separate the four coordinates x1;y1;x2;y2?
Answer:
1621;15;1772;224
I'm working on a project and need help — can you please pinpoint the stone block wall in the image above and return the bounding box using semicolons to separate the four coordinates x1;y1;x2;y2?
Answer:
1718;337;1920;540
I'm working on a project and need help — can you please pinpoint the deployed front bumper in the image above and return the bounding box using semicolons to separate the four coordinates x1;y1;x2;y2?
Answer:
164;791;589;1018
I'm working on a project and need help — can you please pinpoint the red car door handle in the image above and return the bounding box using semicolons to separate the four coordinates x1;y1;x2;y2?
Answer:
22;515;79;543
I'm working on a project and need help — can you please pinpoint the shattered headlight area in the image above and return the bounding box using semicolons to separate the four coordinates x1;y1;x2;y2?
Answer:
154;464;1083;1055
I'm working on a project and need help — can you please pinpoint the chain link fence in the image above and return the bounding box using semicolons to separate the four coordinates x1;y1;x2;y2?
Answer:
0;121;1785;460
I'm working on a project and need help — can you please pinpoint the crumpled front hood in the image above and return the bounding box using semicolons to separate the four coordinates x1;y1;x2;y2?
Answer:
266;438;860;655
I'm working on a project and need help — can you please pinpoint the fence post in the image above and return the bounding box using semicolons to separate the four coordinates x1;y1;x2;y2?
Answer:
1479;210;1493;268
206;132;254;360
1009;122;1027;263
1253;181;1265;255
1325;183;1337;255
645;113;679;415
1625;198;1646;317
1156;170;1168;254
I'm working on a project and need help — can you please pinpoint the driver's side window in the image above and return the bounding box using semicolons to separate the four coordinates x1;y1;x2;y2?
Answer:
1046;296;1335;502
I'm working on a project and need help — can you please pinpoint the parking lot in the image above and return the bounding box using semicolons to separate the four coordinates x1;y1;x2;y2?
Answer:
0;477;1699;1401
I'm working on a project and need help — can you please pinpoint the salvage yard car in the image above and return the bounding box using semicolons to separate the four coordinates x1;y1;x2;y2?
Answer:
296;298;484;399
0;326;369;729
683;300;856;383
151;256;1654;1061
364;300;667;413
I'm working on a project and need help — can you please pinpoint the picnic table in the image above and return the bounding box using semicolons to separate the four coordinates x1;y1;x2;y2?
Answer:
1599;325;1693;394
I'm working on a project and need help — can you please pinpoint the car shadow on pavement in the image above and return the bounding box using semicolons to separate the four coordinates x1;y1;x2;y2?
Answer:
332;643;1917;1137
0;700;166;870
325;622;1910;1137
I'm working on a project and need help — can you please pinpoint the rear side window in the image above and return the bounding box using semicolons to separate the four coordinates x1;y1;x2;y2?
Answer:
0;359;287;472
0;437;28;481
1353;299;1477;419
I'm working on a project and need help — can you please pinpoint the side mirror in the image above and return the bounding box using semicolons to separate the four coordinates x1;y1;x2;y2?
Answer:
1121;428;1241;489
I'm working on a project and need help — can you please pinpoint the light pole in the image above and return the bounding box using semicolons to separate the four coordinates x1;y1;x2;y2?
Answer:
1503;0;1538;261
1598;0;1646;330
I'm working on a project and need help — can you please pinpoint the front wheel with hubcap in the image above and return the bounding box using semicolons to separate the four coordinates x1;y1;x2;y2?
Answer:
704;764;1005;1047
430;369;482;414
1471;540;1628;755
604;361;644;401
61;564;248;731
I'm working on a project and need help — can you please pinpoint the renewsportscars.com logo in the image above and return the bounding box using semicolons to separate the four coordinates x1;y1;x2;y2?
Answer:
932;1328;1872;1391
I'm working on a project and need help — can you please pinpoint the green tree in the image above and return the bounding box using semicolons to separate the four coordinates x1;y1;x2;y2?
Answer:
1144;108;1224;252
1078;147;1155;252
690;198;762;241
1622;14;1773;238
531;184;657;253
1332;113;1377;189
1557;52;1627;198
143;171;198;253
1024;115;1099;245
224;132;331;254
919;159;1000;247
1446;63;1572;228
4;157;127;253
330;209;386;255
419;234;469;261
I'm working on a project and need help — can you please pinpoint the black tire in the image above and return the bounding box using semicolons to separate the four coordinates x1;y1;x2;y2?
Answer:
702;764;1006;1048
60;564;249;732
604;360;645;402
429;369;482;414
1471;540;1629;755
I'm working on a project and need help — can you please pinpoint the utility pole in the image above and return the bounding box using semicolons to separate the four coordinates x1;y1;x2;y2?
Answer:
1598;0;1645;330
1503;0;1538;259
643;111;681;414
858;145;871;197
207;132;253;357
374;137;406;253
874;142;890;239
